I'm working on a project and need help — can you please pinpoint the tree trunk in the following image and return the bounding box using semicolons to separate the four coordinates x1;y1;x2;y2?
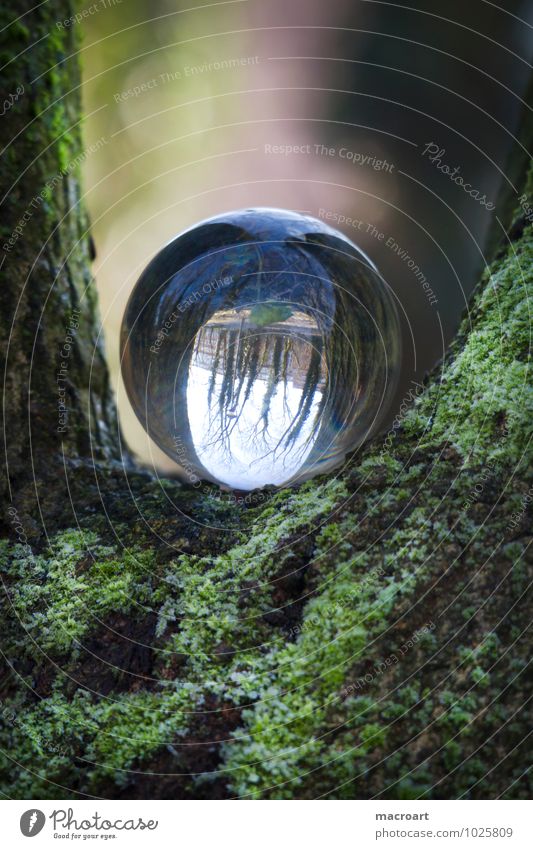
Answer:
0;0;119;536
0;2;531;800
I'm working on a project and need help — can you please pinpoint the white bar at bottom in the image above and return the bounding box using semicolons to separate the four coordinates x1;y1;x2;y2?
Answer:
2;799;532;848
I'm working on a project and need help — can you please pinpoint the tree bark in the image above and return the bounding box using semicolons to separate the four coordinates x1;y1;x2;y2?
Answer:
0;1;531;800
0;0;118;535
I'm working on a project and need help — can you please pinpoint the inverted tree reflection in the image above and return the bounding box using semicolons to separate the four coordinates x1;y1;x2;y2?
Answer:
187;307;328;488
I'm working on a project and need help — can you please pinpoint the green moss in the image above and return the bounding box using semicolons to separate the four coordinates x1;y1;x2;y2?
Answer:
0;531;165;657
402;236;532;467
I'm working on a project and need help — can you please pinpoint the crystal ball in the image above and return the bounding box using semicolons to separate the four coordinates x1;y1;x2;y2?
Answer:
120;208;400;490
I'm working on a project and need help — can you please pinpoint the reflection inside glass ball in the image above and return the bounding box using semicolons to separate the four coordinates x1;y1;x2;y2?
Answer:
188;307;327;488
120;208;400;490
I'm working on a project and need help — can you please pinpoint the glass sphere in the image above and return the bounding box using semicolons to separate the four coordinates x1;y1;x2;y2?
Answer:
120;208;400;490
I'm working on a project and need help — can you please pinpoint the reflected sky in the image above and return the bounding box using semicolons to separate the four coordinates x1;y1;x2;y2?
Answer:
186;311;326;488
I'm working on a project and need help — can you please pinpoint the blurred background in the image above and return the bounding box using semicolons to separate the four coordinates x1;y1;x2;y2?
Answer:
80;0;533;473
